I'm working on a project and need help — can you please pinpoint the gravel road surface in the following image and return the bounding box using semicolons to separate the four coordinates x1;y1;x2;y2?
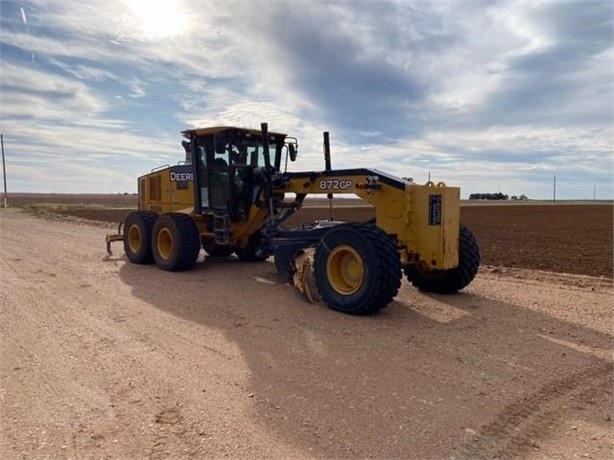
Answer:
1;209;612;459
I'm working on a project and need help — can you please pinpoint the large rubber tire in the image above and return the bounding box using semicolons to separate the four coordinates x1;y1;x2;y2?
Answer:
235;232;268;262
404;224;480;294
151;213;200;271
123;211;158;264
203;241;234;257
314;223;401;315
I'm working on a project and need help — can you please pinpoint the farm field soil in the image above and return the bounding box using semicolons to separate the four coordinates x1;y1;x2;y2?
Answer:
26;198;613;278
1;208;612;459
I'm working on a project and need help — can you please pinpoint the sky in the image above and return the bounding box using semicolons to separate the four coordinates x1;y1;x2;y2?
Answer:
1;0;612;199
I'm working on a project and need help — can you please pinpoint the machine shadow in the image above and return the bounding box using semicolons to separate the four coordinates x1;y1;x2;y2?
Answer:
118;257;613;459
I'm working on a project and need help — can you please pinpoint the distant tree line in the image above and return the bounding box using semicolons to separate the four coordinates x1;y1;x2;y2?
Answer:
469;192;509;200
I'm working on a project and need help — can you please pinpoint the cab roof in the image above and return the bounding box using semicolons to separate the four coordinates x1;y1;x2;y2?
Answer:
182;126;287;138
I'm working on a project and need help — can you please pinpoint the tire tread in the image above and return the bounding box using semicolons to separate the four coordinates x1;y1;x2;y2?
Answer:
314;223;401;315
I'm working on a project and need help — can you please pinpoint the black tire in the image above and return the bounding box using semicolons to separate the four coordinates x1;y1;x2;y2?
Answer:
151;213;200;271
274;253;294;280
314;223;401;315
404;224;480;294
123;211;158;264
235;231;268;262
273;241;314;281
203;241;234;257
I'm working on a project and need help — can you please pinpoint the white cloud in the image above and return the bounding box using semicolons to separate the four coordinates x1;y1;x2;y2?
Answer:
490;2;555;57
0;62;106;121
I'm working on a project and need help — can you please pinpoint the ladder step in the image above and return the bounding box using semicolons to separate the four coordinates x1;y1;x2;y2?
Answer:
213;214;231;245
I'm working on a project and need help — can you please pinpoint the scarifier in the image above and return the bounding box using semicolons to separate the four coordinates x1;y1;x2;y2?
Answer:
106;123;480;315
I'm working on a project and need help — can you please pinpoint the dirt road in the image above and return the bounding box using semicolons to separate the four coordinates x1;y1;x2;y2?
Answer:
1;209;612;459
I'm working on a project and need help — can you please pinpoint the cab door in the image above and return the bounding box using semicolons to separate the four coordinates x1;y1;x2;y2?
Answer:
209;150;230;210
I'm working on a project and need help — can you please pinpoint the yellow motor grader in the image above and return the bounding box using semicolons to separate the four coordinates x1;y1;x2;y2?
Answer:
106;123;479;315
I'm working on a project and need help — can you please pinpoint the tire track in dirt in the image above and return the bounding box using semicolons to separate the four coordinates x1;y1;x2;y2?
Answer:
457;362;613;459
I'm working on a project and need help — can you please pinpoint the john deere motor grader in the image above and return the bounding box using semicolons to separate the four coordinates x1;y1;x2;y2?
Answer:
106;123;480;315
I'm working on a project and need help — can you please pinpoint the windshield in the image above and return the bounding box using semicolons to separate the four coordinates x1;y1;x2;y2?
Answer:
217;132;282;169
243;144;270;168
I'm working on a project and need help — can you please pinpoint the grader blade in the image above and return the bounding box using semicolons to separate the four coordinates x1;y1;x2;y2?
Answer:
291;248;318;303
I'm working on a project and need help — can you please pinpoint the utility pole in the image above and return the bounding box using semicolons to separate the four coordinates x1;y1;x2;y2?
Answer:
1;133;7;209
553;174;556;203
594;184;597;200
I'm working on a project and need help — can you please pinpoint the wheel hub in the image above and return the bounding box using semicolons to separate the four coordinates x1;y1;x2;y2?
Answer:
157;228;173;259
326;245;364;295
128;224;142;253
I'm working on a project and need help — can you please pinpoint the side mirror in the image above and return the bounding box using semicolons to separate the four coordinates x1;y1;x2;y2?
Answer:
289;144;298;162
214;135;226;154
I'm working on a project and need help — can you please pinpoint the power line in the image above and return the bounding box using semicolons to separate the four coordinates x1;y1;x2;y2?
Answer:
1;133;7;209
552;173;556;203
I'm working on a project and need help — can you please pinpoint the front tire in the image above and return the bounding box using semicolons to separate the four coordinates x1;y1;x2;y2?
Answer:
404;224;480;293
152;213;200;271
123;211;158;264
314;223;401;315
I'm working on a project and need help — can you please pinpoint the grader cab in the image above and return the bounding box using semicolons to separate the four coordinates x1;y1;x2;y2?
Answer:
106;123;480;315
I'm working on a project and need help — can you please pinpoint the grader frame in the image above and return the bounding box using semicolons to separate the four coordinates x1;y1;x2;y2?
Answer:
106;123;479;315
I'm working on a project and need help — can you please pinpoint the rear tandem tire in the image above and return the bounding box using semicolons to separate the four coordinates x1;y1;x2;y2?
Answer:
314;223;401;315
123;211;158;264
404;223;480;294
151;213;200;271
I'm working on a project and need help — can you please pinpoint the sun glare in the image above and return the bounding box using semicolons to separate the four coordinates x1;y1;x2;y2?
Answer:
125;0;190;39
